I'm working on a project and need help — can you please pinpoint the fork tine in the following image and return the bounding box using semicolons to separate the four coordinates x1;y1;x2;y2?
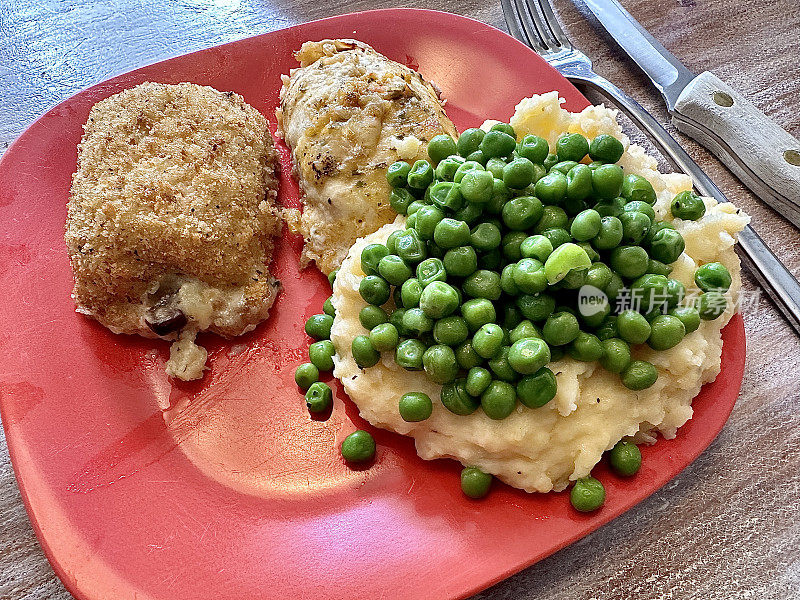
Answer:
524;0;564;52
534;0;573;50
513;0;551;53
501;0;534;48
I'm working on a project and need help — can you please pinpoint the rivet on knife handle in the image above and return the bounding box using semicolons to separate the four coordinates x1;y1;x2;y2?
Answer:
673;71;800;227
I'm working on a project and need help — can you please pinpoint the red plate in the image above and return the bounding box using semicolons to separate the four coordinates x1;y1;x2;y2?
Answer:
0;9;745;600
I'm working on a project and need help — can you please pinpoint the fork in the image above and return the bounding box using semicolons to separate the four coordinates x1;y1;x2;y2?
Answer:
501;0;800;335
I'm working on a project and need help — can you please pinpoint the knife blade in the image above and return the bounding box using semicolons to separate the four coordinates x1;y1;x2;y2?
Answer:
581;0;800;228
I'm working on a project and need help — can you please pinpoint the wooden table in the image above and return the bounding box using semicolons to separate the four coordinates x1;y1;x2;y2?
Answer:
1;0;798;597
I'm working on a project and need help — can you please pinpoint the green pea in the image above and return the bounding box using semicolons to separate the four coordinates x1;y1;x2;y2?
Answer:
562;196;589;217
623;200;656;222
591;164;624;199
649;228;685;264
419;281;459;319
550;160;579;175
352;335;380;368
414;205;445;240
294;362;319;390
466;149;487;165
570;209;602;241
457;128;486;157
568;332;604;362
389;308;411;337
435;155;466;181
666;278;685;308
543;311;580;346
609;245;649;279
405;213;418;229
592;216;624;250
534;170;568;205
341;430;375;463
589;133;624;163
644;221;676;246
480;380;517;419
327;269;338;288
669;306;701;334
305;313;334;340
595;316;620;341
503;305;524;330
407;160;434;189
594;196;627;218
647;314;685;351
561;267;588;290
516;293;556;322
480;130;517;158
461;466;493;499
422;345;459;385
428;181;464;212
395;229;427;264
362;310;392;338
359;275;391;305
402;307;435;336
532;205;567;233
460;169;495;204
453;201;484;226
499;195;542;231
309;340;336;371
671;190;706;220
515;367;557;409
565;163;593;200
512;258;548;294
386;161;412;187
459;298;495;332
416;257;446;287
463;269;502;300
599;338;631;373
470;222;502;252
367;323;398;352
503;157;535;189
305;380;332;413
427;134;458;164
441;246;477;278
462;367;490;397
630;274;670;314
609;440;642;476
579;295;611;329
695;262;732;292
508;337;551;374
585;262;613;290
485;157;506;179
473;323;504;358
621;360;658;390
556;133;589;162
544;242;591;285
621;173;657;205
433;316;469;346
375;255;410;287
570;477;605;512
490;122;515;137
389;188;415;215
517;235;551;263
441;379;480;415
453;159;484;183
646;258;672;277
619;211;651;245
395;338;426;370
518;134;549;164
617;310;651;345
500;263;519;296
454;341;481;370
508;319;539;342
360;243;389;276
697;291;727;320
322;296;336;317
432;219;469;250
541;227;572;249
543;153;559;171
398;392;433;422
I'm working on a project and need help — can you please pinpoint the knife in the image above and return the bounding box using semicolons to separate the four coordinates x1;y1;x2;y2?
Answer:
581;0;800;227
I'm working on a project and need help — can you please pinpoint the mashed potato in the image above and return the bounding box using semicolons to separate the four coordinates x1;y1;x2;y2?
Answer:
330;93;748;493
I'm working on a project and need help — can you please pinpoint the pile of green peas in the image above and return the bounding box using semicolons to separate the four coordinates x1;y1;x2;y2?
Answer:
297;121;733;503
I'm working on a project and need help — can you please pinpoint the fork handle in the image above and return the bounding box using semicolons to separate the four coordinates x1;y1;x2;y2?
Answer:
570;74;800;336
673;72;800;228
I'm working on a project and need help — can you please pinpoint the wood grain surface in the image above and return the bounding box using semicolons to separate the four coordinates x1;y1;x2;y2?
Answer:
1;0;799;598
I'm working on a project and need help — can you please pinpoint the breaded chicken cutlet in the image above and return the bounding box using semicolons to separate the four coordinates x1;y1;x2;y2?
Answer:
66;82;281;380
278;39;457;274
